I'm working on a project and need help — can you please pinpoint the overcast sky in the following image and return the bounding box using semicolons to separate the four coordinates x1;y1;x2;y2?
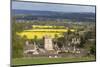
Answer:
12;1;95;13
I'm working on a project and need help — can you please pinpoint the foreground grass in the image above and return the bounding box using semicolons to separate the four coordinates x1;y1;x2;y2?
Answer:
12;56;95;66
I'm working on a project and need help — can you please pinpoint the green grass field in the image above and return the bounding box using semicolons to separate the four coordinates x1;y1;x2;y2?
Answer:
12;56;95;66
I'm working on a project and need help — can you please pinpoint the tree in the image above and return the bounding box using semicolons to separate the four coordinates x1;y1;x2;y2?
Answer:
53;34;58;44
12;35;25;58
12;17;26;58
63;31;75;46
90;44;96;55
57;37;65;48
33;35;38;44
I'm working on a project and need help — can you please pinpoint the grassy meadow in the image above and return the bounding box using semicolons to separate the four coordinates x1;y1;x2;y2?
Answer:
12;56;95;66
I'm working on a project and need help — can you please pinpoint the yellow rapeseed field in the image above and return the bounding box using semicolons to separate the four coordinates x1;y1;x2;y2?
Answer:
16;25;75;39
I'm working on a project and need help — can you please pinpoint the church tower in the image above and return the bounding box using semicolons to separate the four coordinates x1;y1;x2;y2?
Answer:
44;35;54;50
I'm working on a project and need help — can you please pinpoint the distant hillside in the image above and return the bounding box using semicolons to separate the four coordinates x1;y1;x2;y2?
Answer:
12;9;96;22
